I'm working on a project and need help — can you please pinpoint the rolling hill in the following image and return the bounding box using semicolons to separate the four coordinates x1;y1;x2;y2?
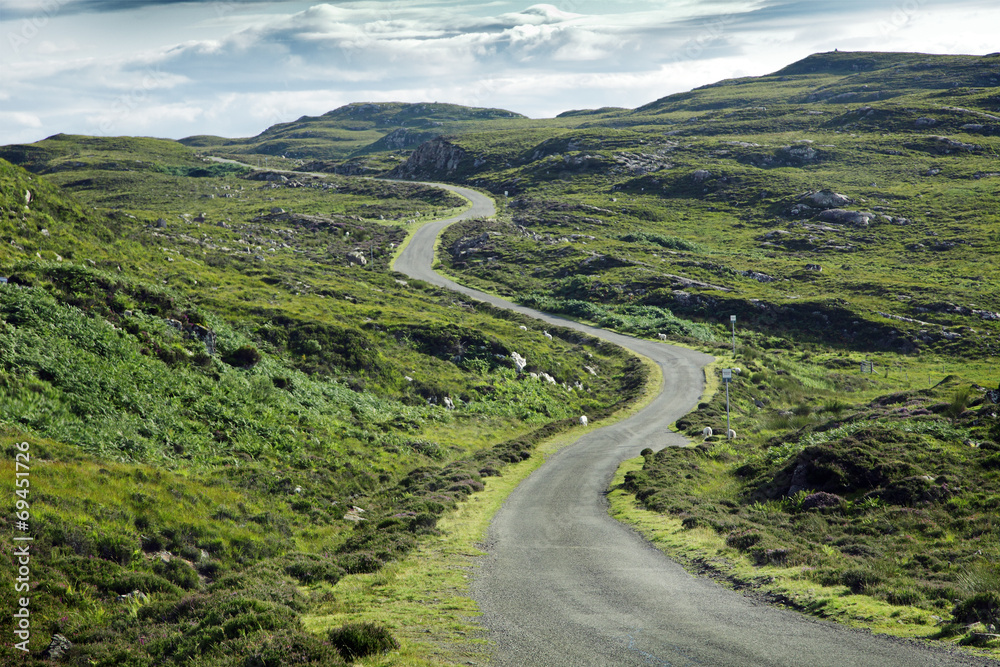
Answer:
1;50;998;662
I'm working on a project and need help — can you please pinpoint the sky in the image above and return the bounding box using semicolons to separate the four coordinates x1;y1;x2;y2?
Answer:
0;0;997;145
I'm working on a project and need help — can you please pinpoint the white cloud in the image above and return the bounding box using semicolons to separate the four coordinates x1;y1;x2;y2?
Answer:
0;111;43;128
2;0;999;144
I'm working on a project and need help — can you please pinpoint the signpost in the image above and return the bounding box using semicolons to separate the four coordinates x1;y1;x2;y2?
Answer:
722;368;732;439
730;315;736;356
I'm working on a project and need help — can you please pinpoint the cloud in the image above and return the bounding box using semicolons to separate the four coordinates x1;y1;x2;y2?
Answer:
0;0;283;18
2;0;999;144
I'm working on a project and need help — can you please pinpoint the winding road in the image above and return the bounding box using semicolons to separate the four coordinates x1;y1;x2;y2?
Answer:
396;182;993;667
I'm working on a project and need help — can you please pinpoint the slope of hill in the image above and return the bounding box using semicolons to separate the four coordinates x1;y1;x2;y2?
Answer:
389;51;999;654
0;154;646;665
388;52;1000;360
1;49;998;661
177;101;530;163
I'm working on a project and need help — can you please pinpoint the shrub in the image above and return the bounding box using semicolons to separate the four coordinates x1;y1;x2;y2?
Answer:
337;551;384;574
154;557;201;590
224;345;261;368
96;532;138;565
283;553;344;585
884;587;923;606
800;492;845;511
108;571;183;596
328;622;399;661
840;568;884;594
726;529;763;551
953;591;1000;626
242;632;344;667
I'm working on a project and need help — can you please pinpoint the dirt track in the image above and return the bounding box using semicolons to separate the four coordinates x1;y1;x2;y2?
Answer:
394;183;997;667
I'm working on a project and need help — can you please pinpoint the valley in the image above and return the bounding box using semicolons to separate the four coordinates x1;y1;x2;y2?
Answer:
0;50;998;665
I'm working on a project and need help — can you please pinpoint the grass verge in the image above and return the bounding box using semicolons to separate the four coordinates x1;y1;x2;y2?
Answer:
302;348;666;665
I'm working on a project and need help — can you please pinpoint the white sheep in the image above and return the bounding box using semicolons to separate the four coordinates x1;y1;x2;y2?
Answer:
579;415;588;426
702;427;713;438
543;331;553;340
658;333;668;341
728;429;736;440
519;325;528;331
511;352;527;372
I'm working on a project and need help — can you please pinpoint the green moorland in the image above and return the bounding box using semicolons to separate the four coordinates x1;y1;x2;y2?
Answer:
403;51;999;654
0;48;998;662
0;137;646;665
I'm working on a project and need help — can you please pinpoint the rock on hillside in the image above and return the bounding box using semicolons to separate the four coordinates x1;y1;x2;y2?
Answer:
388;138;475;180
817;209;875;227
803;190;852;209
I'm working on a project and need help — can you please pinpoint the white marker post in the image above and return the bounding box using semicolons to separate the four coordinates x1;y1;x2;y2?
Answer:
730;315;737;356
722;368;732;439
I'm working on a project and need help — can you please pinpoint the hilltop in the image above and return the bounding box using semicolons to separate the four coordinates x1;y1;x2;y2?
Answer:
177;101;530;170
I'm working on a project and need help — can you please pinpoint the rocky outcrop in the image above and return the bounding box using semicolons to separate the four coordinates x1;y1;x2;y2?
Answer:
803;189;851;209
370;127;441;151
388;138;472;180
450;232;497;259
817;208;875;227
907;135;982;154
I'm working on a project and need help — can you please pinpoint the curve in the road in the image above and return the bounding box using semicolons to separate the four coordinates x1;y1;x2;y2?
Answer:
394;182;994;667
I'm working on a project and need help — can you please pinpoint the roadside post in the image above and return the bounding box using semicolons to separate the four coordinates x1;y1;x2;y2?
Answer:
723;368;732;439
730;315;737;356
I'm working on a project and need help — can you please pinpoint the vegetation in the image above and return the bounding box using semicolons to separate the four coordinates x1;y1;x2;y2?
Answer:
1;49;998;662
0;145;641;665
611;344;999;653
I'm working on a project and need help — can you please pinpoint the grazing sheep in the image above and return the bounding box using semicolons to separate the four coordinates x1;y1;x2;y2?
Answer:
519;325;528;331
511;352;527;372
728;429;736;440
658;333;668;341
443;396;455;410
702;427;713;438
543;331;553;340
579;415;588;426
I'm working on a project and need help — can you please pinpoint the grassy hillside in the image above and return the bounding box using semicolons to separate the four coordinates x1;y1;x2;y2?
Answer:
176;102;534;168
0;153;645;665
2;49;998;661
423;52;1000;360
387;51;1000;654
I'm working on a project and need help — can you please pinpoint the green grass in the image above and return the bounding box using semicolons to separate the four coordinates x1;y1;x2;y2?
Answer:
610;335;1000;658
2;49;999;664
0;148;648;665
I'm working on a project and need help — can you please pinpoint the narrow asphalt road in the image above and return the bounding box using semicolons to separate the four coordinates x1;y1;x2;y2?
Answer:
395;182;996;667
